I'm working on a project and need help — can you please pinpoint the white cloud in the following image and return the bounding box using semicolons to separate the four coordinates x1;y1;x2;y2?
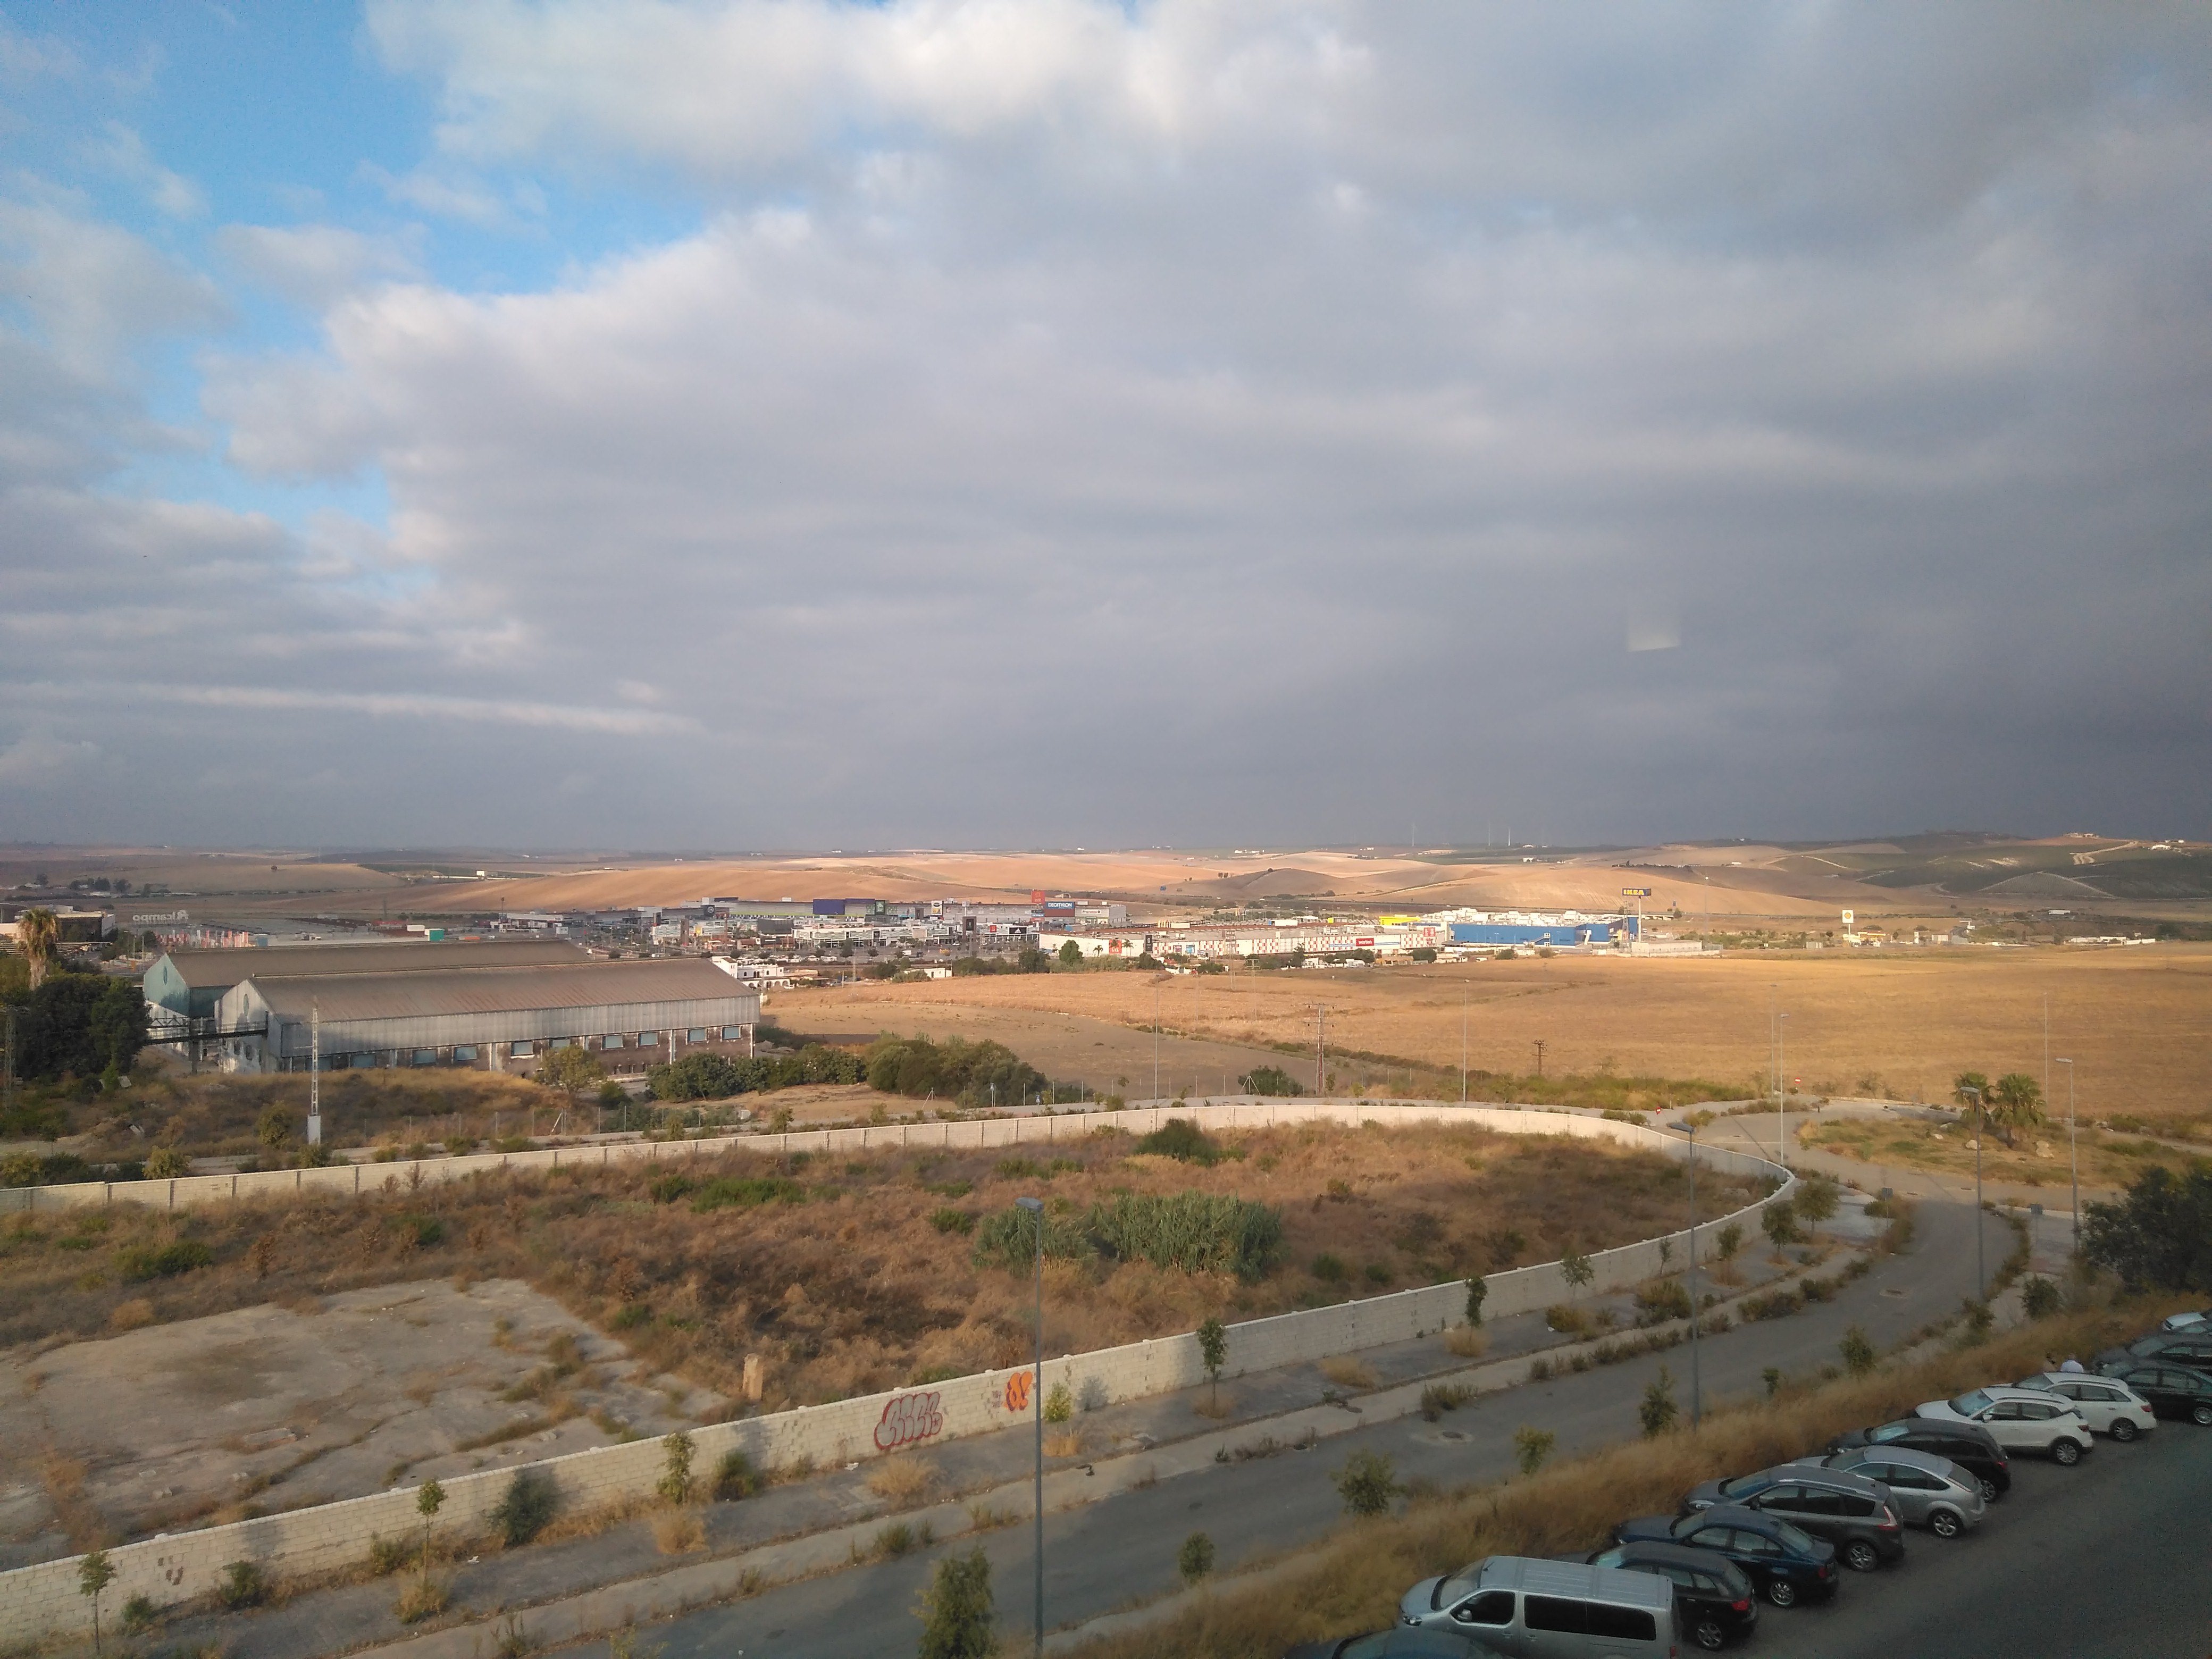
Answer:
90;121;208;219
215;222;421;307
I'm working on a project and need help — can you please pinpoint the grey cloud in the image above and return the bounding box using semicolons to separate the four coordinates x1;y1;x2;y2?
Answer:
215;222;422;307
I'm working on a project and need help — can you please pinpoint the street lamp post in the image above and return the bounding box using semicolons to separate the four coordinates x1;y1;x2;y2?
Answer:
1672;1118;1703;1429
1958;1084;1985;1298
1015;1195;1045;1657
2055;1059;2077;1251
1777;1011;1790;1169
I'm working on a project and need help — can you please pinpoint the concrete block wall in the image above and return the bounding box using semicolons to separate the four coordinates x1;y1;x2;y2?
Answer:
0;1100;1786;1647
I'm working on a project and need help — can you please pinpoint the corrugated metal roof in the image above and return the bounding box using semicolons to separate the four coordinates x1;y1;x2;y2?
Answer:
158;940;585;989
237;957;747;1020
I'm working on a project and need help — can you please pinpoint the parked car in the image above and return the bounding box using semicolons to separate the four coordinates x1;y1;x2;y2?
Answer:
2094;1330;2212;1379
2100;1363;2212;1427
1396;1556;1679;1655
1679;1467;1903;1571
1583;1540;1761;1650
1829;1418;2012;1501
1915;1387;2094;1464
1613;1504;1840;1607
1789;1446;1985;1538
2157;1309;2207;1331
1283;1630;1495;1659
2014;1371;2159;1440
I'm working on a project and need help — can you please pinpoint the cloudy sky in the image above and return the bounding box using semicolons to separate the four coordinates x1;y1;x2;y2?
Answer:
3;2;2208;852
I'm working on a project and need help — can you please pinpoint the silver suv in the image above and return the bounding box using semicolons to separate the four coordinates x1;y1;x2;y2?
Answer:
1914;1387;2094;1464
1790;1446;1984;1538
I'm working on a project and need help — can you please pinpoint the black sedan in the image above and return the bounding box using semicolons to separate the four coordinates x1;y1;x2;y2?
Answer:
1586;1540;1761;1650
2096;1331;2212;1381
1615;1503;1840;1607
1283;1630;1492;1659
2105;1363;2212;1426
1830;1418;2011;1501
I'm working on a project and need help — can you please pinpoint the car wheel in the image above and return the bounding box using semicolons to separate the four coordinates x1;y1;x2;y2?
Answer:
1767;1578;1799;1608
1978;1476;2001;1503
1693;1619;1727;1651
2052;1438;2082;1466
2109;1418;2139;1443
1844;1539;1880;1573
2192;1402;2212;1428
1929;1508;1962;1539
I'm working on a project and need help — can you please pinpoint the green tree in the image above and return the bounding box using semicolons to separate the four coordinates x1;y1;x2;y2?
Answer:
1794;1174;1840;1238
1512;1425;1555;1477
1237;1065;1304;1097
2083;1166;2212;1292
415;1479;445;1584
1057;939;1083;967
1560;1246;1594;1304
1989;1073;2045;1149
1638;1365;1679;1437
658;1431;696;1505
538;1044;606;1101
1331;1449;1401;1517
144;1145;188;1179
1761;1196;1798;1251
1715;1222;1744;1262
256;1108;292;1154
18;908;58;991
1177;1531;1216;1585
1464;1276;1487;1327
1196;1316;1228;1410
916;1545;995;1659
79;1548;115;1655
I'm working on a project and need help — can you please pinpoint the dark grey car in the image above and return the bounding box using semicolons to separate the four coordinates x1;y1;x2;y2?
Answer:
1789;1446;1984;1538
1679;1467;1905;1571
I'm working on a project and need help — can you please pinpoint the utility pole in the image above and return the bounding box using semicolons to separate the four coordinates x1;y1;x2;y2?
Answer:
1152;986;1160;1104
1015;1195;1046;1658
1959;1083;1986;1299
1461;994;1468;1104
1531;1038;1546;1078
1314;1004;1328;1095
1778;1011;1790;1169
308;1001;321;1145
2056;1058;2077;1252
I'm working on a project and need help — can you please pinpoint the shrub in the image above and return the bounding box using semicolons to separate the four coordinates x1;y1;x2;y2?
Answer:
1179;1531;1217;1583
1762;1197;1799;1249
144;1145;188;1179
1741;1288;1802;1321
1333;1449;1401;1517
2021;1275;2064;1319
1840;1325;1876;1377
971;1205;1091;1270
1638;1366;1679;1437
1463;1276;1487;1326
1420;1383;1474;1420
217;1560;266;1610
657;1432;695;1505
1544;1303;1587;1335
928;1207;977;1235
116;1239;212;1281
1312;1253;1346;1283
392;1213;443;1250
918;1546;995;1659
1512;1425;1555;1476
396;1578;450;1622
1633;1280;1692;1326
367;1534;410;1577
713;1449;760;1501
489;1468;557;1547
1715;1222;1744;1261
1960;1298;1994;1345
2083;1166;2212;1292
1044;1381;1074;1424
1135;1118;1235;1164
120;1591;156;1635
688;1176;806;1213
1238;1066;1304;1097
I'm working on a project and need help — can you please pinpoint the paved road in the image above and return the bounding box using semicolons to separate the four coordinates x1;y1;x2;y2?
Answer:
549;1202;2014;1658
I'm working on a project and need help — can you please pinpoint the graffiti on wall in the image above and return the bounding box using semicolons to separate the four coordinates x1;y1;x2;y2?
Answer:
873;1389;945;1453
1003;1372;1033;1413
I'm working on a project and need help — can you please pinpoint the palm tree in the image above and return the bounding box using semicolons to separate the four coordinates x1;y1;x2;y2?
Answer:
17;909;59;991
1989;1073;2044;1149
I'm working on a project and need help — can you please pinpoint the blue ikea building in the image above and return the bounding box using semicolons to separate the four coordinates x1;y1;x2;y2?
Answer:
1448;916;1638;948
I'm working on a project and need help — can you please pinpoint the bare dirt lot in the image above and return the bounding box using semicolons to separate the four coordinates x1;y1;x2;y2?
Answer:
0;1278;710;1563
781;944;2212;1117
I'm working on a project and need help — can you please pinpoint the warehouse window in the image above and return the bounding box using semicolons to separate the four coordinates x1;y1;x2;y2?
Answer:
636;1031;659;1047
411;1050;436;1067
601;1033;626;1049
547;1036;572;1050
721;1026;745;1041
687;1028;709;1043
509;1041;535;1059
348;1052;378;1069
453;1045;479;1063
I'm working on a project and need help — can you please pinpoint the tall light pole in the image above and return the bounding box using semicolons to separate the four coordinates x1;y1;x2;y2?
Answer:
1152;986;1160;1105
308;1000;322;1146
1316;1004;1328;1095
1460;994;1468;1104
1016;1195;1045;1656
1959;1083;1985;1298
2055;1058;2077;1251
1673;1116;1705;1429
1776;1011;1790;1168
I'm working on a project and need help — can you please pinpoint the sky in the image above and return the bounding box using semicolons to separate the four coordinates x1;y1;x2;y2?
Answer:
2;1;2208;853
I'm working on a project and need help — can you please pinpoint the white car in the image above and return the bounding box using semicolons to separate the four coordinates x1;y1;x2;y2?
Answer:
2159;1309;2208;1333
1915;1387;2094;1465
2015;1372;2159;1442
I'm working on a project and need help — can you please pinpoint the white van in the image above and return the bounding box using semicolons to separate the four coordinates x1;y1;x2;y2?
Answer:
1399;1555;1681;1657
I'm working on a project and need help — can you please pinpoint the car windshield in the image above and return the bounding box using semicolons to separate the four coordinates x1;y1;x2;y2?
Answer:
1948;1389;1992;1415
1866;1421;1908;1443
1717;1474;1765;1497
1436;1567;1485;1607
2130;1336;2164;1354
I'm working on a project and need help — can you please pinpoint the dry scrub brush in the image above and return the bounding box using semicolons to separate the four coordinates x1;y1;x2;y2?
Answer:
1061;1300;2192;1659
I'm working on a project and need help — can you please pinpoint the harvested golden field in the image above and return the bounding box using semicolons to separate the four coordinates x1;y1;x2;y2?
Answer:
784;944;2212;1117
0;1121;1758;1414
1802;1112;2211;1191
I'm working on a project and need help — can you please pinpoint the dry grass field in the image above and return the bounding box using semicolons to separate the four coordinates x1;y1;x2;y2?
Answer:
0;1121;1758;1417
784;944;2212;1118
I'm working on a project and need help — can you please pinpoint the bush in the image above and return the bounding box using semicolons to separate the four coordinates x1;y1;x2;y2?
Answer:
928;1206;977;1235
865;1033;1048;1109
1762;1197;1799;1249
1512;1425;1555;1477
1238;1066;1304;1097
1134;1118;1227;1164
971;1205;1091;1270
1638;1366;1679;1437
367;1534;410;1577
489;1468;557;1547
1333;1449;1401;1518
1840;1325;1877;1377
713;1449;760;1501
657;1432;695;1505
120;1592;157;1635
918;1546;995;1659
1464;1276;1487;1326
144;1145;188;1179
1178;1531;1217;1583
687;1176;806;1213
1741;1288;1802;1321
1087;1191;1284;1281
2083;1166;2212;1292
1044;1381;1074;1424
2021;1275;2064;1319
1312;1253;1346;1283
116;1239;212;1281
217;1560;266;1610
1633;1280;1692;1326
